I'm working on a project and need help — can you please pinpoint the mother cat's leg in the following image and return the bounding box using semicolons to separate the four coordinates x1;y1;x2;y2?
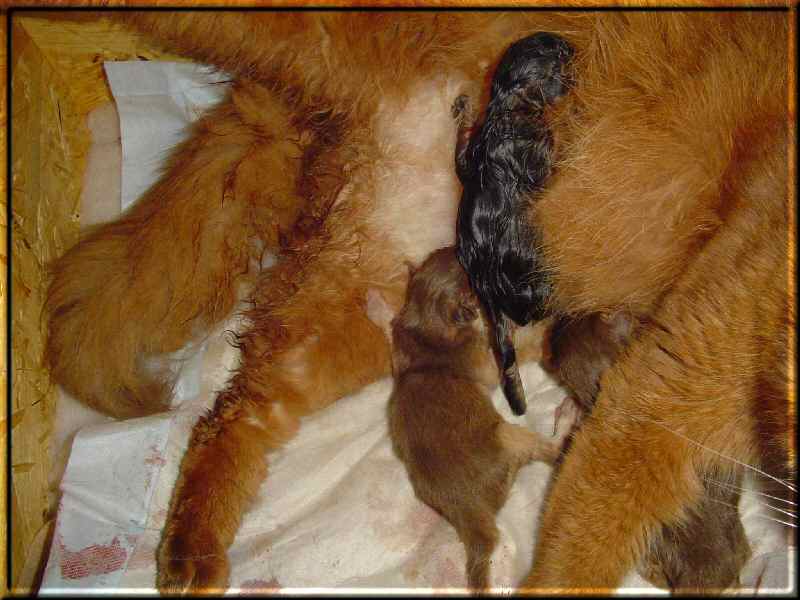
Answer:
45;81;311;418
521;138;791;592
156;240;396;592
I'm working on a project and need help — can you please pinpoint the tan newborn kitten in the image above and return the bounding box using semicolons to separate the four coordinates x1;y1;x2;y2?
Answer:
368;246;575;591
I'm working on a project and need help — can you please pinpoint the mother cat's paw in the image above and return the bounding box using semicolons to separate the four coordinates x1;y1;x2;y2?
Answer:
156;528;230;595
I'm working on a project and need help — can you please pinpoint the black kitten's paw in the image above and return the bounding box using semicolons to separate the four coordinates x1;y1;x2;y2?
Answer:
451;94;471;121
453;93;476;181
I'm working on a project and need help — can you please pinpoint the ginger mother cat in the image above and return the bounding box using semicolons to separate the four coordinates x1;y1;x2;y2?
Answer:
44;11;793;593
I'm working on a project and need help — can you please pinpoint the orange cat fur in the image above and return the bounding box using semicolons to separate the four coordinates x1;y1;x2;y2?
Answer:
43;11;792;593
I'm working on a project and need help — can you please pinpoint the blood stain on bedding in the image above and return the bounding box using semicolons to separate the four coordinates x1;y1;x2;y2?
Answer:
58;535;128;579
431;556;463;590
399;530;469;587
365;484;442;551
237;577;282;594
144;444;167;468
410;554;463;590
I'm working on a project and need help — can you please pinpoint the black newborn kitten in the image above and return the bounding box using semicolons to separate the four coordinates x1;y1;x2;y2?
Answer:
454;32;574;415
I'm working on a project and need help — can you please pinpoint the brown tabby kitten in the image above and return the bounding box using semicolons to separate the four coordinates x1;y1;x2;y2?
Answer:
370;246;574;591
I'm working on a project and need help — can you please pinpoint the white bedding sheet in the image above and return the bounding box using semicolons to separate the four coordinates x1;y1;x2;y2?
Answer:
39;61;794;595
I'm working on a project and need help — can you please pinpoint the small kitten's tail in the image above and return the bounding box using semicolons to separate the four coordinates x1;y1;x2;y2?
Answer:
494;311;528;415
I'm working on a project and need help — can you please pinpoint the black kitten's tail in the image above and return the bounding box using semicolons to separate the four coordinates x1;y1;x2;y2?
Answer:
492;308;527;416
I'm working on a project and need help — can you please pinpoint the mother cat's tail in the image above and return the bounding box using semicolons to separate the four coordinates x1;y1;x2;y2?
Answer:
45;82;308;418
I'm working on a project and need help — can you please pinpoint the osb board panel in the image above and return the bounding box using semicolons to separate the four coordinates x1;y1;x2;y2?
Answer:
2;15;9;596
9;14;180;592
15;13;188;115
10;21;82;593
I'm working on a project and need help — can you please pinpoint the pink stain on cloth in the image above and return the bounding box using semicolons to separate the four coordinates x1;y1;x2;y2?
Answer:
58;536;128;580
144;445;167;468
238;578;283;595
40;414;174;592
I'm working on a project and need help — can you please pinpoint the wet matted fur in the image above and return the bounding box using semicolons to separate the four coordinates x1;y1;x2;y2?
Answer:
43;11;793;594
454;31;574;417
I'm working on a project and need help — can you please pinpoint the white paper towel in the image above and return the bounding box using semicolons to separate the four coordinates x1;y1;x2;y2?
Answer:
103;61;231;212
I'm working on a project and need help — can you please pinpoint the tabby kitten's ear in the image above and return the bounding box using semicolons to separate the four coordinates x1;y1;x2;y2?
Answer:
452;290;479;325
452;304;478;325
